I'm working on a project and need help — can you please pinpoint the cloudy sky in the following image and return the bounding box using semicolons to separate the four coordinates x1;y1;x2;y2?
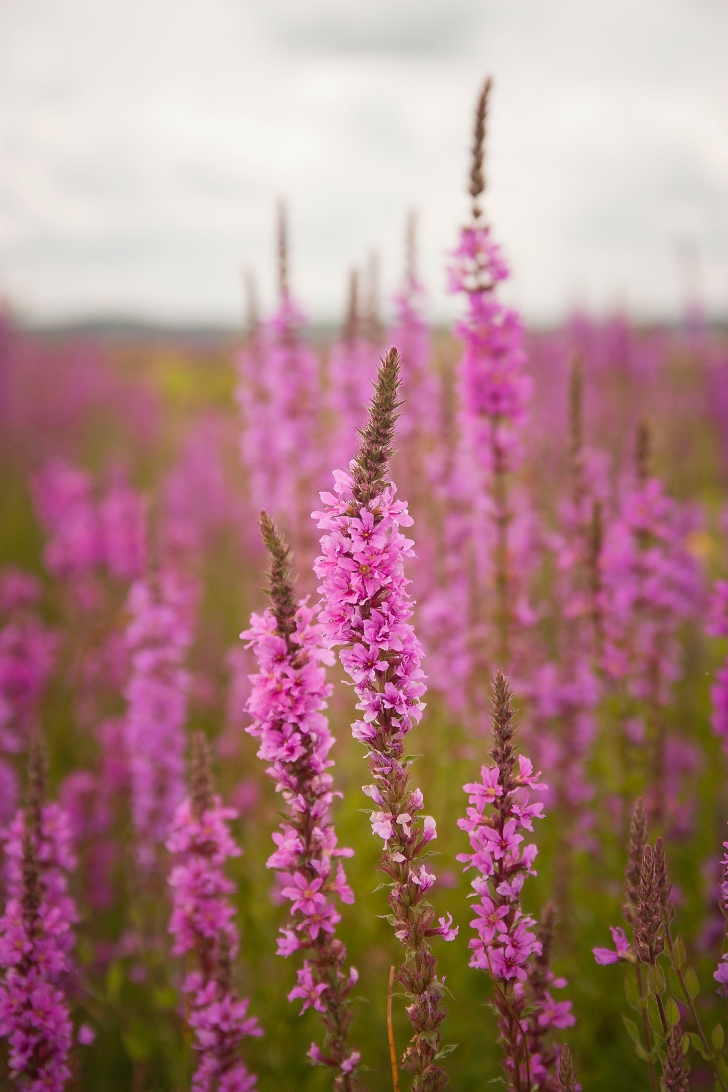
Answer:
1;0;727;326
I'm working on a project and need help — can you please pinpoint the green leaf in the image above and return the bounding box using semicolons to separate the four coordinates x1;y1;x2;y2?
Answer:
622;1015;644;1050
689;1032;711;1061
434;1044;459;1061
624;969;642;1012
635;1044;657;1063
669;967;684;1000
648;963;666;996
647;997;666;1039
681;1033;690;1055
666;997;680;1027
672;935;687;969
713;1024;725;1052
684;967;700;1001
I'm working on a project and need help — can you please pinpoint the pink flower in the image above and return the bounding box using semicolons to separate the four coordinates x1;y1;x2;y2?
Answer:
593;926;632;965
288;964;328;1014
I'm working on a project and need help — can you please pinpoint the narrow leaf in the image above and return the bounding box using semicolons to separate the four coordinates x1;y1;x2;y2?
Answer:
684;967;700;1001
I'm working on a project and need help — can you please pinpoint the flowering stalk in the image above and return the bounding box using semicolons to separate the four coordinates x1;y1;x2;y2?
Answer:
0;737;77;1092
236;204;321;537
594;804;727;1091
450;78;533;671
0;569;57;824
167;732;261;1092
124;567;196;869
241;512;361;1089
327;270;379;474
313;348;457;1092
521;906;575;1091
600;424;702;826
458;672;573;1091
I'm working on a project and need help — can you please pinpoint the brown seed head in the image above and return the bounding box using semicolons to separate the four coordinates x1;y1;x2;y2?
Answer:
259;511;297;642
634;843;665;965
469;76;492;220
277;200;288;302
351;348;402;508
489;670;517;790
636;419;652;485
623;798;647;925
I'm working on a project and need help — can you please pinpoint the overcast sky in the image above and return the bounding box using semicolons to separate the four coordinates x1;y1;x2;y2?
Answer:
1;0;727;326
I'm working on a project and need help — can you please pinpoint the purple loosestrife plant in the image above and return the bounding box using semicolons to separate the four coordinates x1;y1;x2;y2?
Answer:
458;672;573;1091
0;740;77;1092
237;204;321;536
449;79;534;672
124;566;196;869
0;569;57;824
328;271;379;475
241;512;362;1089
167;733;262;1092
600;425;702;826
594;802;727;1091
313;348;457;1092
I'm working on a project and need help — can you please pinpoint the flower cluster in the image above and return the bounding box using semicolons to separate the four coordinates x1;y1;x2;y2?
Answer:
242;513;360;1088
0;569;57;823
167;734;261;1092
124;568;196;868
314;350;456;1092
449;225;530;479
0;792;77;1092
458;671;571;1089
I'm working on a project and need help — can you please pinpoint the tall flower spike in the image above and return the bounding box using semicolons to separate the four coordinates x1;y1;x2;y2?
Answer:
522;904;575;1088
166;732;261;1092
448;78;534;677
458;672;572;1090
242;513;361;1089
0;739;77;1092
124;566;195;869
313;349;457;1092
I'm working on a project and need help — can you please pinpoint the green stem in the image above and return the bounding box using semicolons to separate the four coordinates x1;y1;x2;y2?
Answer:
636;966;658;1092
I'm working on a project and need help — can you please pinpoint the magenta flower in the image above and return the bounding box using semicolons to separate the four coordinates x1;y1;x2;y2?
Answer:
288;963;329;1014
0;752;77;1092
593;926;632;966
166;734;261;1092
313;350;456;1092
459;671;573;1088
124;567;197;868
236;209;321;540
242;513;361;1089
